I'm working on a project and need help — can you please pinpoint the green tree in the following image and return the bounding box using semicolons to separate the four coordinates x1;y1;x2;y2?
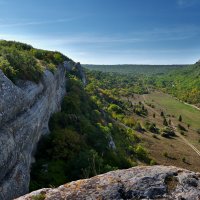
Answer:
163;118;168;126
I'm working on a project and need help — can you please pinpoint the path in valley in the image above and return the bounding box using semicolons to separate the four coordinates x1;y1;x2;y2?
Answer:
142;94;200;158
171;121;200;157
182;101;200;111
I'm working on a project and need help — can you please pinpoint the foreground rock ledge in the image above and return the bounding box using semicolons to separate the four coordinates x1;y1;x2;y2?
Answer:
16;165;200;200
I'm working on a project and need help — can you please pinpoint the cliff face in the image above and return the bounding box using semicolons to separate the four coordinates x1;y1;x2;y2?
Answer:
16;165;200;200
0;65;66;200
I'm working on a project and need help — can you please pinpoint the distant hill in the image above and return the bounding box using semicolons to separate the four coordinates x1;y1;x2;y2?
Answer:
83;64;187;75
84;62;199;105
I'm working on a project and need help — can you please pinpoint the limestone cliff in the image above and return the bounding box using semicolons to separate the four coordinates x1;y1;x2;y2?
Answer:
16;165;200;200
0;64;66;200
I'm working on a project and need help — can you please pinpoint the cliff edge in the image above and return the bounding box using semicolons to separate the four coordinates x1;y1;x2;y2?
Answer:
16;165;200;200
0;64;66;200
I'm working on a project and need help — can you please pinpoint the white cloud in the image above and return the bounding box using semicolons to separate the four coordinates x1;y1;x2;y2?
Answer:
177;0;200;7
0;17;82;28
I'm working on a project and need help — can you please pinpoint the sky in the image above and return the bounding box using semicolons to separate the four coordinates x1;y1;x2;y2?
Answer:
0;0;200;64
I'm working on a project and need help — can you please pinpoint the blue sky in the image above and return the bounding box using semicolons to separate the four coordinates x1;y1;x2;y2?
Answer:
0;0;200;64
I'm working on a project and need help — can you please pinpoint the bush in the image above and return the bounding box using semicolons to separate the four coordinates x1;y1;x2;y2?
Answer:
134;122;143;132
161;127;175;138
135;145;149;162
178;124;187;131
31;193;46;200
108;104;123;114
150;159;157;165
163;118;168;126
163;152;168;157
145;121;159;133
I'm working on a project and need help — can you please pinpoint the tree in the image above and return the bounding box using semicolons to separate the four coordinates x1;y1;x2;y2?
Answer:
178;115;182;122
163;118;168;126
135;122;143;132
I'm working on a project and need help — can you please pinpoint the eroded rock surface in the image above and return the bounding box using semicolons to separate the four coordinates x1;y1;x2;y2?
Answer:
0;65;66;200
16;165;200;200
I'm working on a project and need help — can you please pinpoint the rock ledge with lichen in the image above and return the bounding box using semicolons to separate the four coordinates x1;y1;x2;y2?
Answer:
16;165;200;200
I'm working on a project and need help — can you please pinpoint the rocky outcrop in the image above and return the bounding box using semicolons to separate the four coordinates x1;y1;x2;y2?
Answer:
64;61;86;85
0;64;66;200
16;165;200;200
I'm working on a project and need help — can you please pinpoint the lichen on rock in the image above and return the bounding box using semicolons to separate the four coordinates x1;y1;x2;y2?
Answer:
16;165;200;200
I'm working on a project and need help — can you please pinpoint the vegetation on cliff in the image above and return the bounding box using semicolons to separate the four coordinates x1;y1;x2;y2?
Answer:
0;40;71;82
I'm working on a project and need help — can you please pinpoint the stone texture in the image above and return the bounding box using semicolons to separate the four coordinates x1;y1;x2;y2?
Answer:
0;64;66;200
16;165;200;200
64;61;86;85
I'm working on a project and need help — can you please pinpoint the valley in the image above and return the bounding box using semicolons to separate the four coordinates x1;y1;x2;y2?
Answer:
1;0;200;199
0;41;199;199
84;65;200;173
133;91;200;172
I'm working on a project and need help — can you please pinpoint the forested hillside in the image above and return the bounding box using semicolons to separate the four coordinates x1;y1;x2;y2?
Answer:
148;63;200;106
83;64;185;75
84;63;200;106
30;67;152;191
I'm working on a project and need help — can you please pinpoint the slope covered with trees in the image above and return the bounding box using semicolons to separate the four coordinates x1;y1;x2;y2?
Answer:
85;62;200;106
83;64;185;75
30;65;152;191
148;63;200;106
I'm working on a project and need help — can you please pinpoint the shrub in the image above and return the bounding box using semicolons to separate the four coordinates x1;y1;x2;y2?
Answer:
31;193;46;200
134;122;143;132
178;124;187;131
152;134;158;139
145;121;159;133
108;104;123;114
135;145;149;162
180;131;185;136
163;152;168;157
182;157;186;163
161;127;175;138
150;159;157;165
163;118;168;126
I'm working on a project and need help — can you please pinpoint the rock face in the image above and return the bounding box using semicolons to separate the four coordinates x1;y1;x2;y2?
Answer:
0;64;66;200
16;165;200;200
64;61;86;85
